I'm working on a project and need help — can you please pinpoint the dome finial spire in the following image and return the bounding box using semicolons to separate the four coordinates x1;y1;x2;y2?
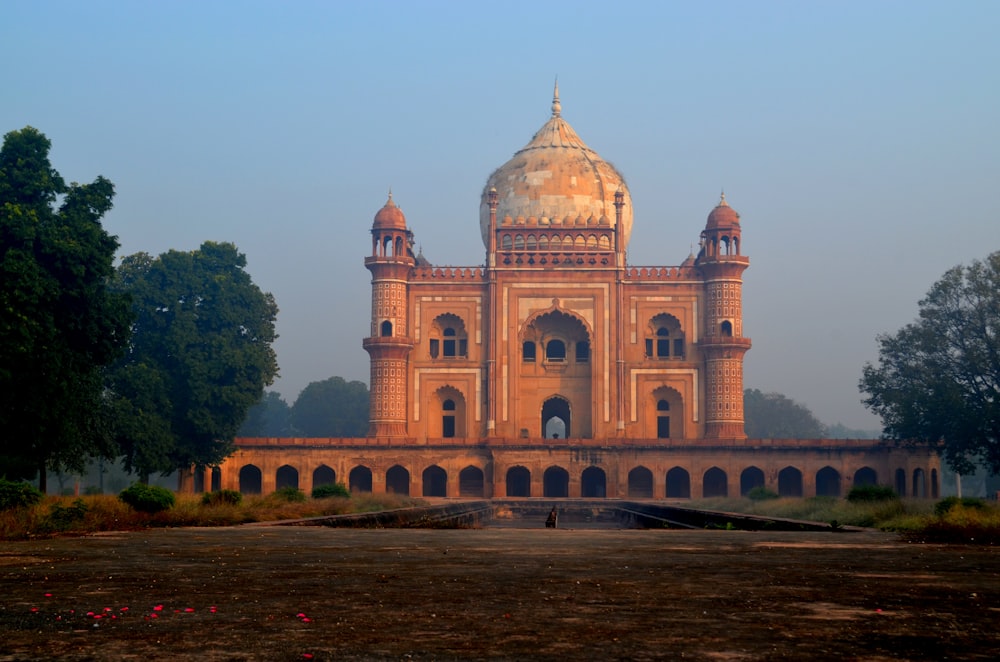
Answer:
719;189;728;206
551;76;561;118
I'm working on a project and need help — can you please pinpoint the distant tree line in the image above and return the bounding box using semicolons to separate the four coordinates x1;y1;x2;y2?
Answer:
238;377;369;438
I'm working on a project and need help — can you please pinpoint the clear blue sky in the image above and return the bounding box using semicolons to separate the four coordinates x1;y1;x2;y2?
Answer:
3;1;998;430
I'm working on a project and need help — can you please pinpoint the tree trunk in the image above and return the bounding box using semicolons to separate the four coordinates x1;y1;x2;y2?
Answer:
37;461;47;494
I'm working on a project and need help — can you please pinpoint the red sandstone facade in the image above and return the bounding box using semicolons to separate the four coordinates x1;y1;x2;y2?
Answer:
205;87;940;500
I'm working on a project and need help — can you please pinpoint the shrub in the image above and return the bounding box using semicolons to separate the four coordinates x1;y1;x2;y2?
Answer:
272;486;306;502
0;479;43;510
847;484;898;503
312;483;350;499
40;499;89;532
746;486;779;501
934;496;988;517
201;489;243;506
119;483;176;513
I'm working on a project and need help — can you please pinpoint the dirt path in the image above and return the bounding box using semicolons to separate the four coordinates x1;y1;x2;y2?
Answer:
1;526;998;660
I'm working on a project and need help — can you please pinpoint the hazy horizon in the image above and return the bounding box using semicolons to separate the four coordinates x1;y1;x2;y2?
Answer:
3;1;997;430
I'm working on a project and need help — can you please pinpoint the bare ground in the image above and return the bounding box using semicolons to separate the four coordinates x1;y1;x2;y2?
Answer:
1;524;998;661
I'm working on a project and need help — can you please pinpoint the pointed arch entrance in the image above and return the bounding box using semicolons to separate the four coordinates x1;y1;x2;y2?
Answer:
520;307;593;438
648;386;683;439
542;396;571;439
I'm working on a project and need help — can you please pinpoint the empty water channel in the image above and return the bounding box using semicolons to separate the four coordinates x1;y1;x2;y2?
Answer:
280;500;840;532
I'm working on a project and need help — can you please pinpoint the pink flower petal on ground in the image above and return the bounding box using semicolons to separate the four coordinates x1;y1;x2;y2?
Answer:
86;611;94;616
44;593;52;597
302;655;314;659
152;605;163;611
296;612;306;618
104;607;112;612
301;617;312;623
184;607;195;613
120;607;129;612
30;607;39;613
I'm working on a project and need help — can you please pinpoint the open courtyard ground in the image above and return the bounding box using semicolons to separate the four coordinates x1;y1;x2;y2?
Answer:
1;524;998;660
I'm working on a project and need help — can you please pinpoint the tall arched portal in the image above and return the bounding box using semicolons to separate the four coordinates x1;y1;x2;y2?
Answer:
542;397;571;439
520;308;593;438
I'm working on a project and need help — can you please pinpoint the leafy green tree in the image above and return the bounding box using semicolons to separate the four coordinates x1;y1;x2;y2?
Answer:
743;388;827;439
107;242;278;479
239;390;291;436
0;127;132;490
861;252;1000;474
290;376;369;437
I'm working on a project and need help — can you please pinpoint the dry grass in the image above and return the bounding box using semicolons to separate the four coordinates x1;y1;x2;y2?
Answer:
692;495;926;526
0;491;426;540
689;495;1000;543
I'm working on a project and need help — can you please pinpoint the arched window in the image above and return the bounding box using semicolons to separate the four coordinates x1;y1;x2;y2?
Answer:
443;327;457;357
656;328;670;357
502;235;512;250
545;339;566;362
575;341;589;362
656;399;670;439
442;399;456;438
522;341;536;362
380;320;393;337
646;314;684;359
430;315;468;360
721;320;733;337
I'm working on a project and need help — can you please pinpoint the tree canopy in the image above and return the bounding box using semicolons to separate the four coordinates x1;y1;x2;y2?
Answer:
743;388;827;439
107;242;278;478
0;127;132;489
861;252;1000;474
290;376;369;437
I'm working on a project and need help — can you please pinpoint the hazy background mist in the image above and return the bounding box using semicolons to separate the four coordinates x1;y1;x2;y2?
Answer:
3;0;997;430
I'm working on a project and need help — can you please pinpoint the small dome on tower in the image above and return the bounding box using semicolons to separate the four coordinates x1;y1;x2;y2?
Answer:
373;192;407;230
706;192;740;229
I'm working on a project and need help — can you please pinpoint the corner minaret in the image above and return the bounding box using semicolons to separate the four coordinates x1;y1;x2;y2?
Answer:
362;193;415;437
697;193;751;439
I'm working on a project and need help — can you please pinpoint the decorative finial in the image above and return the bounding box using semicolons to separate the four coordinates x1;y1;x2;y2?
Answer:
719;189;727;206
551;77;561;118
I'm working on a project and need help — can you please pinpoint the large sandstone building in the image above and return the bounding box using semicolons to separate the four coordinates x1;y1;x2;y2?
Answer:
209;87;939;500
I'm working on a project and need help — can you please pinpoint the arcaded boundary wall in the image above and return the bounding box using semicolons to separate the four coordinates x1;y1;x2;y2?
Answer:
189;438;941;501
